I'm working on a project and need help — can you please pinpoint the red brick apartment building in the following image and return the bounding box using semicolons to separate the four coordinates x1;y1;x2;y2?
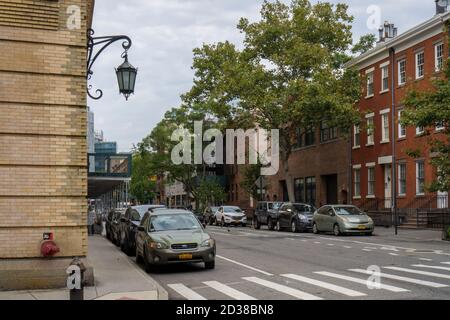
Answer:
345;5;449;226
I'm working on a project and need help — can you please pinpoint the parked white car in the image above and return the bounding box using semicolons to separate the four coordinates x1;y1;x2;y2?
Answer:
214;206;247;227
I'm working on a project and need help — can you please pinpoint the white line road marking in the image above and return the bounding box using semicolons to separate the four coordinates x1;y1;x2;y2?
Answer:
216;255;273;276
383;266;450;279
315;271;409;293
203;281;257;300
243;277;322;300
282;274;366;297
343;246;352;249
411;264;450;272
314;242;321;244
327;244;335;246
389;253;399;256
418;258;433;262
167;284;207;300
349;269;448;288
442;262;450;265
362;249;372;252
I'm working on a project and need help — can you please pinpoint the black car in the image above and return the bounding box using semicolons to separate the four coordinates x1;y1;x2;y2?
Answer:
276;203;316;233
107;209;125;246
119;205;165;255
203;206;219;225
253;201;284;230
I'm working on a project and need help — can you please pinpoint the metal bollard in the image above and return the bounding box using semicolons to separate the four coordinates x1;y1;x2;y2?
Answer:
67;257;86;300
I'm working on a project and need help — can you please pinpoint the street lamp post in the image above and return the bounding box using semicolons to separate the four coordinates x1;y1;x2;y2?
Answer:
86;29;138;100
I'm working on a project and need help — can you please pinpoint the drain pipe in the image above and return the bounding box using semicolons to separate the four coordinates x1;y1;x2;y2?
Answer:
389;46;398;235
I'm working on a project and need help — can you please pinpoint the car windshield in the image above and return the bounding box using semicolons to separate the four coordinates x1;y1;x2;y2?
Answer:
272;202;283;210
334;207;364;216
293;204;315;213
149;214;202;232
223;207;242;213
210;207;219;212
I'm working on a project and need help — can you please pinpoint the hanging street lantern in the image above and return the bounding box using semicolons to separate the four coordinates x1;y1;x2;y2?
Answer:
115;53;138;101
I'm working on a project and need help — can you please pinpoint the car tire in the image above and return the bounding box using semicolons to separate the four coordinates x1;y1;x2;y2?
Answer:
136;248;143;264
312;223;319;234
205;260;215;270
268;218;275;231
253;217;261;230
333;224;341;236
208;217;214;226
143;248;153;273
221;218;226;227
291;220;298;233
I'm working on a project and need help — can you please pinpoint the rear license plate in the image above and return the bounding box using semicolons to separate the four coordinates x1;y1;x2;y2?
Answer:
358;225;366;230
179;253;193;260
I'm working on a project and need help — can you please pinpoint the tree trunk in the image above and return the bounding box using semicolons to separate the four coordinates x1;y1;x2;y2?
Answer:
281;151;295;203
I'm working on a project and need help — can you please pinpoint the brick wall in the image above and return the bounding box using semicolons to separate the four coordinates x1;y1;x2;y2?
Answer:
0;0;93;258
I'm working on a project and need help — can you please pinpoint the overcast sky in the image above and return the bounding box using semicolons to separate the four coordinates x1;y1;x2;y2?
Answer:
89;0;435;152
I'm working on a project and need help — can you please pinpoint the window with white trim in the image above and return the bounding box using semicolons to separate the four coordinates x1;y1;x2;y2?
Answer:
381;113;389;142
436;121;445;131
366;71;374;97
398;163;406;195
367;166;375;196
381;66;389;92
416;161;425;195
366;116;374;145
398;59;406;85
435;42;444;72
398;110;406;138
354;169;361;197
416;126;424;135
354;125;360;147
415;51;424;79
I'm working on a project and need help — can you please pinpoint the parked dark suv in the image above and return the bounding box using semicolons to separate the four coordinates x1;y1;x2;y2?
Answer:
253;201;283;230
119;205;165;256
277;203;316;233
106;209;125;246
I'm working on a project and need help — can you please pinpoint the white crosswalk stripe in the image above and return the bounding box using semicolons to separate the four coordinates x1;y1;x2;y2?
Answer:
167;283;207;300
203;281;257;300
314;271;409;293
242;277;322;300
441;262;450;265
281;274;366;297
383;266;450;280
349;269;448;288
412;264;450;272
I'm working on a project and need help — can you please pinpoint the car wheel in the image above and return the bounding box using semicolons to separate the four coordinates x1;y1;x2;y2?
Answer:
276;220;282;231
268;218;275;231
312;223;319;234
333;224;341;236
208;217;214;225
143;248;153;273
291;220;298;233
253;217;261;230
221;218;226;227
205;260;215;270
136;247;143;264
114;234;120;247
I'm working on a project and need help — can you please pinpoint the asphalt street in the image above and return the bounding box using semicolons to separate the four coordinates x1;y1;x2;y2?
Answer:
130;226;450;300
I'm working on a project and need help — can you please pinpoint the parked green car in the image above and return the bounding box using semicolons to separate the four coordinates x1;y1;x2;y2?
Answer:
135;209;216;272
312;205;374;236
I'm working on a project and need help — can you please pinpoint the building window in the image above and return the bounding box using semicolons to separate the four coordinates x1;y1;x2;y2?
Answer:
305;177;316;205
294;127;303;148
381;66;389;92
305;128;315;146
435;42;444;72
354;169;361;197
398;110;406;138
366;71;374;97
320;122;338;142
398;163;406;196
436;121;445;131
398;59;406;85
381;113;389;142
367;166;375;196
353;125;360;147
416;161;425;195
366;116;374;145
416;126;424;135
294;178;305;203
415;51;424;79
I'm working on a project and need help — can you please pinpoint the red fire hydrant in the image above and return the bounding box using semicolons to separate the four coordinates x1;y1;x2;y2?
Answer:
40;237;60;257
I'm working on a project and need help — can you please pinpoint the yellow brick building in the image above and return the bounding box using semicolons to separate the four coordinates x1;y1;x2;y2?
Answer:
0;0;94;265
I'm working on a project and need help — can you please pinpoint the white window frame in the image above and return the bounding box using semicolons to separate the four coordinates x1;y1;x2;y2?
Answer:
366;70;374;98
366;115;374;146
398;110;406;139
381;65;389;92
367;165;375;197
436;121;445;132
353;124;361;148
380;112;390;143
398;59;406;85
416;126;424;135
416;161;425;195
415;51;424;79
435;42;444;72
353;168;361;198
398;163;407;196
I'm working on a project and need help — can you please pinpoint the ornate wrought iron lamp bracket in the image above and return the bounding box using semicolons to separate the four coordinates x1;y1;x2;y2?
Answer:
86;28;132;100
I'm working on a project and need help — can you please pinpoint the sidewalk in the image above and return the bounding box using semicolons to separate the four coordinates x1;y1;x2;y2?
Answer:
0;236;168;300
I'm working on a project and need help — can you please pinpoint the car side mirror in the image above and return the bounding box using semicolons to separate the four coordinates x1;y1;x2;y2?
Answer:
137;226;145;232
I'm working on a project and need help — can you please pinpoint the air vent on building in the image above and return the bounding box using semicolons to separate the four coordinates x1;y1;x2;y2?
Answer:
377;21;398;43
0;0;59;31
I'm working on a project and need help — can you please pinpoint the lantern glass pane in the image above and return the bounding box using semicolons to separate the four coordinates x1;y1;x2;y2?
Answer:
122;70;131;92
129;70;137;93
116;69;124;92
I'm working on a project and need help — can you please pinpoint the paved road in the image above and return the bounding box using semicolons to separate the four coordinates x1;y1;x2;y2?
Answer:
131;226;450;300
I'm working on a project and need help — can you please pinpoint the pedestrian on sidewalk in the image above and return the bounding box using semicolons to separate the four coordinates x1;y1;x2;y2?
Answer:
87;206;95;235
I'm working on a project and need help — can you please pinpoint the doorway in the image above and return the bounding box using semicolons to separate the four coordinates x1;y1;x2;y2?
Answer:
323;174;338;205
384;164;392;209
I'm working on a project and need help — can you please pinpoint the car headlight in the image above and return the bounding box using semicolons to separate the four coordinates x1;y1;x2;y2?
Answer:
298;214;307;221
201;239;215;248
149;241;168;249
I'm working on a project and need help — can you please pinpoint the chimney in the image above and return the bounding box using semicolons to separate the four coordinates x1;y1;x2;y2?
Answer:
436;0;449;14
377;21;398;43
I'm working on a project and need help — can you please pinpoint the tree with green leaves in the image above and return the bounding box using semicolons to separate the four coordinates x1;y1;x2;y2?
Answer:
129;152;157;204
182;0;362;202
401;25;449;192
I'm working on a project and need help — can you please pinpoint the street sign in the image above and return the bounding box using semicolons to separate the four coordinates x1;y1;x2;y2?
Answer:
254;176;267;189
